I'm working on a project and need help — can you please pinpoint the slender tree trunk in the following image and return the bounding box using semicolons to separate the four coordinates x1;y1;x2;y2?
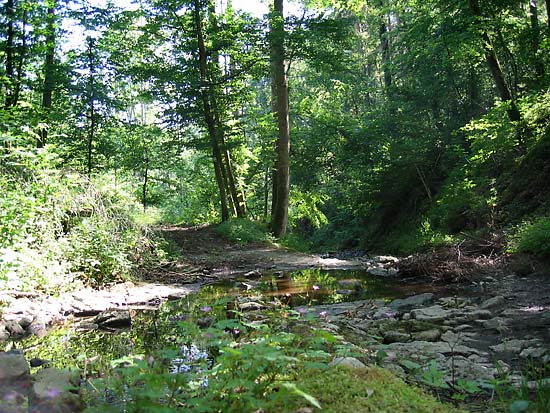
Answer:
143;150;149;212
39;1;57;148
529;0;545;78
545;0;550;32
87;38;95;176
4;0;16;108
468;0;522;125
379;15;392;94
193;0;229;222
270;0;290;239
208;2;246;218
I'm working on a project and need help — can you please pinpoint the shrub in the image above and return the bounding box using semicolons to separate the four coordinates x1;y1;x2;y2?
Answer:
215;218;272;244
513;218;550;261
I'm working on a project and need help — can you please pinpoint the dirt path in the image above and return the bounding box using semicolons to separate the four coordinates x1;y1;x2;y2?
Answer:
152;225;366;278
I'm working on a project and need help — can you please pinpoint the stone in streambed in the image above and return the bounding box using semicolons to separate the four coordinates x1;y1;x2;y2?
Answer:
412;329;441;342
479;296;506;311
0;351;31;413
30;368;83;413
389;293;435;313
410;305;451;322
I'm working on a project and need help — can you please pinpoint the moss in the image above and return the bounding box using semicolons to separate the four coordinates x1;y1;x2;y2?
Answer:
274;366;466;413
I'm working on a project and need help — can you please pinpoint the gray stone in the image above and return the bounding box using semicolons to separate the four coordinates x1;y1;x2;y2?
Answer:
329;357;366;369
382;330;410;343
18;316;34;328
30;368;83;413
92;309;131;328
410;305;451;322
374;255;399;264
479;296;506;311
520;347;547;359
479;317;509;333
412;329;441;342
0;324;9;341
389;293;435;313
27;319;47;338
372;307;396;320
0;352;30;413
367;267;398;277
490;339;540;353
5;320;25;337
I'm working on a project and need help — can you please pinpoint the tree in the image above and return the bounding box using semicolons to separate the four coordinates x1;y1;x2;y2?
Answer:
270;0;291;239
39;0;57;148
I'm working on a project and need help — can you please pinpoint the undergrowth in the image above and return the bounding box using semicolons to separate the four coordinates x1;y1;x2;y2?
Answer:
0;147;166;293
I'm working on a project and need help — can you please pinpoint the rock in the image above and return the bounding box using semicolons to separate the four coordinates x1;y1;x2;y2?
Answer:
30;358;50;368
410;305;451;322
374;256;399;264
27;319;47;338
0;351;31;413
30;368;83;413
389;293;435;313
479;296;506;311
479;317;509;333
18;316;34;328
244;270;262;278
490;339;540;353
372;307;396;320
92;310;131;328
520;347;546;359
336;289;356;296
367;267;398;277
76;322;99;331
441;330;462;345
382;330;410;344
0;324;10;340
329;357;366;369
5;320;25;338
412;329;441;342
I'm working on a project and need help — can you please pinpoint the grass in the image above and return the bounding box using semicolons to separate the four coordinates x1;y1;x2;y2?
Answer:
215;218;273;244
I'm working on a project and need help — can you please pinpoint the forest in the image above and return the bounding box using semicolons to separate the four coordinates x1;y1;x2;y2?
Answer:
1;0;550;412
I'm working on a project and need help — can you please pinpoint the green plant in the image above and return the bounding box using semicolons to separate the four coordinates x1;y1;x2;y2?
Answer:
512;218;550;261
215;218;272;245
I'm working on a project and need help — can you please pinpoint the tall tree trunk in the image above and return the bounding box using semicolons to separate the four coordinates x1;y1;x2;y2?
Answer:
143;150;149;212
193;0;229;222
270;0;290;239
468;0;522;125
545;0;550;32
4;0;16;108
208;1;246;218
529;0;545;78
87;37;95;176
39;1;57;148
379;15;392;94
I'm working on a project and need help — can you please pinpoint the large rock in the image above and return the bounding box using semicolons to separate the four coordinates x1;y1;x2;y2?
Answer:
410;305;451;322
389;293;435;313
92;309;131;328
367;267;398;277
479;296;506;311
30;368;83;413
329;357;366;369
0;351;31;413
0;323;10;341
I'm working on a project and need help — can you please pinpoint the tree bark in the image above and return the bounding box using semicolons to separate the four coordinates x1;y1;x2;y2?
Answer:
379;15;392;94
87;38;95;176
545;0;550;32
39;1;57;148
270;0;290;239
193;0;229;222
468;0;522;125
4;0;16;108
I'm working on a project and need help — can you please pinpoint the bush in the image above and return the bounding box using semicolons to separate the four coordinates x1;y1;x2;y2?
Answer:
513;218;550;261
215;218;272;244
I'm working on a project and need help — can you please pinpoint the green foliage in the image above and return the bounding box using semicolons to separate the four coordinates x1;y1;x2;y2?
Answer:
0;145;163;291
215;218;272;245
510;218;550;261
